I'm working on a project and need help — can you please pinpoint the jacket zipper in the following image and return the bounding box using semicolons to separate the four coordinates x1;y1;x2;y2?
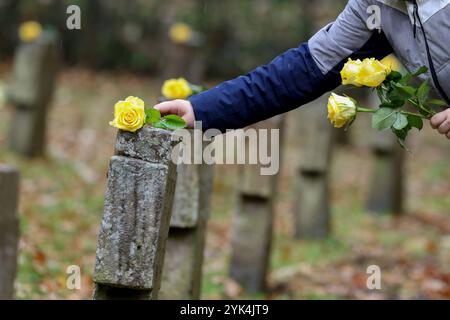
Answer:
412;0;450;106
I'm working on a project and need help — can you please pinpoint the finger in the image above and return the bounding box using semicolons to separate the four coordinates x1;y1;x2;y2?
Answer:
430;112;446;129
437;119;450;134
447;131;450;140
154;101;180;116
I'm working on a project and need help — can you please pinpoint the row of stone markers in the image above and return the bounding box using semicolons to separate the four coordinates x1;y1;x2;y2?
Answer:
0;28;57;299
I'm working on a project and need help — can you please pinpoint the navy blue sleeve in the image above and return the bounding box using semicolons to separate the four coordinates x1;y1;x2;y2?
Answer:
190;33;392;132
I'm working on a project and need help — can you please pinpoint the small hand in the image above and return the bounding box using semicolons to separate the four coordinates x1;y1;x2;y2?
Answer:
154;99;195;128
430;108;450;140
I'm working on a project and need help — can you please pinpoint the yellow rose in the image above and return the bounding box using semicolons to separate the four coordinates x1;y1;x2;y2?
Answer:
341;58;391;88
162;78;193;100
327;93;357;128
341;58;364;87
169;23;193;44
109;96;146;132
380;54;402;72
358;58;391;87
19;21;42;43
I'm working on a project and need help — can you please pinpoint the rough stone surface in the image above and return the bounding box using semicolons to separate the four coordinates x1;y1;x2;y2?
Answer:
159;162;214;299
115;127;178;166
93;156;176;292
7;34;59;157
159;228;203;300
93;128;180;300
170;163;200;228
0;165;20;300
170;130;208;228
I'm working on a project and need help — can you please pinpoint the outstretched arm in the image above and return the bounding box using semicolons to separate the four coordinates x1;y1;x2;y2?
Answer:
156;0;393;132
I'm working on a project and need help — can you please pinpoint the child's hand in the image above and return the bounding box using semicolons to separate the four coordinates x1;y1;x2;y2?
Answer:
431;109;450;140
154;99;195;128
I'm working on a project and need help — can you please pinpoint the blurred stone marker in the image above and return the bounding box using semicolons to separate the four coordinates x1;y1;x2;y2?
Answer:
159;135;214;299
0;164;20;300
163;23;205;83
229;116;284;293
294;94;333;239
291;0;338;240
366;94;404;215
93;127;179;300
7;31;59;157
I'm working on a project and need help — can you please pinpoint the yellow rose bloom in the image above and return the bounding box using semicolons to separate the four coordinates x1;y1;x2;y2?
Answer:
169;23;193;44
380;54;402;72
358;58;391;87
327;93;357;128
109;96;146;132
341;58;391;88
19;21;42;43
162;78;193;100
341;58;364;87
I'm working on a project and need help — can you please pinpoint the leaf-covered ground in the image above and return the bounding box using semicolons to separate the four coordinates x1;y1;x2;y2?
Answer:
0;68;449;299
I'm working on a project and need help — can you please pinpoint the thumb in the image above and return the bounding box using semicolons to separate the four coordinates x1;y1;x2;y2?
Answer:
430;111;446;129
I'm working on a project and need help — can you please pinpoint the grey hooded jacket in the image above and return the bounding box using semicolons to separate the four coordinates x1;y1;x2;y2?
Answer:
310;0;450;102
190;0;449;132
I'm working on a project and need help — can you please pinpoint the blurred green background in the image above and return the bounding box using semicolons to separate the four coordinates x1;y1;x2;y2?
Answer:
0;0;346;76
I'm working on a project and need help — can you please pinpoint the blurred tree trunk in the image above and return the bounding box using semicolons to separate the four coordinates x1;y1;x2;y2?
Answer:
81;0;101;67
0;0;19;59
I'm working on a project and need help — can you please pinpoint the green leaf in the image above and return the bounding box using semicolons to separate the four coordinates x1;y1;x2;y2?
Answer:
399;73;412;85
145;108;161;124
393;126;412;151
393;113;408;130
161;115;187;130
391;82;416;99
412;66;428;77
386;70;402;82
427;99;447;107
407;114;423;131
152;120;168;130
380;99;404;109
372;108;398;131
416;79;430;104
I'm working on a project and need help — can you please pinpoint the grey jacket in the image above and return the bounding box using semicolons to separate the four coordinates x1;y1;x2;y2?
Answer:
190;0;449;131
309;0;450;102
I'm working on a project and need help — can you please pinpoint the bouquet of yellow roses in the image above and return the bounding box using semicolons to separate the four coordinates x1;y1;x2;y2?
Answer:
328;57;446;148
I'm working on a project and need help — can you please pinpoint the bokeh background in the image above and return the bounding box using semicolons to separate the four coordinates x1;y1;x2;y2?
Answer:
0;0;449;299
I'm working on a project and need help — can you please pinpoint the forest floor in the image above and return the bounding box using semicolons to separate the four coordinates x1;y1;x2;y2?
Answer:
0;68;449;299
